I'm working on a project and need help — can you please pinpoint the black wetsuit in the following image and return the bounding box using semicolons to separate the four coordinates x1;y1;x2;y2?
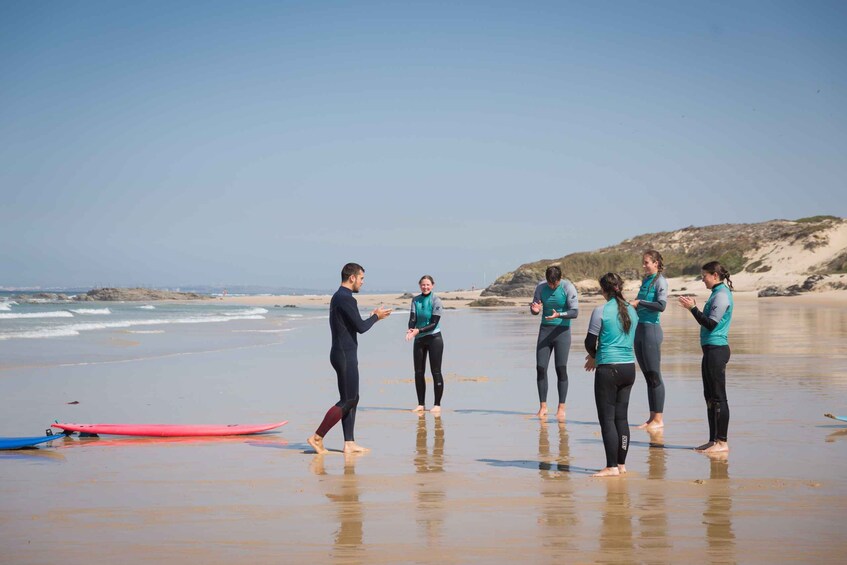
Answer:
315;286;377;441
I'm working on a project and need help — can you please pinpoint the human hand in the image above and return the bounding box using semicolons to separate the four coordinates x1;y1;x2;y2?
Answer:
530;301;542;314
405;328;418;341
678;296;696;310
629;299;640;308
584;355;596;372
544;310;560;320
373;307;392;320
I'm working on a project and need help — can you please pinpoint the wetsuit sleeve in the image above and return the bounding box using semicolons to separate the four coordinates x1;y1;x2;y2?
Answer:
639;276;668;312
432;295;444;317
585;306;603;357
689;291;729;331
340;295;378;334
416;315;441;334
408;299;416;330
530;282;543;314
559;281;579;319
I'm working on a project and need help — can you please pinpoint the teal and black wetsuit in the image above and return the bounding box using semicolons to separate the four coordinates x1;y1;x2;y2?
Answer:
531;280;579;405
688;283;733;443
314;286;378;441
409;292;444;406
634;273;668;413
585;298;638;468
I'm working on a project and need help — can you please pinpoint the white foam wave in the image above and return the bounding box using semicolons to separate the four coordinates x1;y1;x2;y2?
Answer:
137;305;156;310
126;330;165;334
0;311;75;319
224;307;268;316
0;311;266;340
283;313;304;318
69;308;112;315
0;303;10;311
232;328;294;333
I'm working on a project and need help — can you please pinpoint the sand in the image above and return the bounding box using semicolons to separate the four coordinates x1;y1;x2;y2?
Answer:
2;287;847;563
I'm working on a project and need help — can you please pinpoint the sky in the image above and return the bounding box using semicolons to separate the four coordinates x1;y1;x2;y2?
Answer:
1;1;845;291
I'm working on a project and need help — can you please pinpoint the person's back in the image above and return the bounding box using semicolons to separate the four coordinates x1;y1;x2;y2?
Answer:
330;286;363;350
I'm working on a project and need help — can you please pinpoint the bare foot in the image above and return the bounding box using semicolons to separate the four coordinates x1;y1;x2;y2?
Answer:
694;441;715;452
343;441;370;454
555;404;566;422
592;467;621;477
617;464;627;474
637;413;664;430
536;403;548;419
645;420;664;430
413;405;425;413
702;440;728;454
307;434;328;455
430;405;441;415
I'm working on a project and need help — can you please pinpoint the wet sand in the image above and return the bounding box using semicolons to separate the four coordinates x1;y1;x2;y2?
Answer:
2;293;847;563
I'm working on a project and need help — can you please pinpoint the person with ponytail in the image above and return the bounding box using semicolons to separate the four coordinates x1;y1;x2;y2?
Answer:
530;265;579;421
678;261;734;454
629;250;669;430
406;275;445;414
584;273;639;477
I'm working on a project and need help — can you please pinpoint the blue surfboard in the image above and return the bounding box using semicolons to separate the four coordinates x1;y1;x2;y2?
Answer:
824;413;847;423
0;432;64;450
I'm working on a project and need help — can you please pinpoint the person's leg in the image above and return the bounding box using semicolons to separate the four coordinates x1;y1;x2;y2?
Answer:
536;326;554;418
640;324;665;428
702;346;730;453
340;349;361;445
552;327;571;421
695;347;716;451
593;365;622;476
413;338;427;410
308;348;350;454
428;334;444;412
614;364;637;471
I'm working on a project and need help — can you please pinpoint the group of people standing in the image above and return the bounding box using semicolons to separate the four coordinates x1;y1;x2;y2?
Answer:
307;255;734;478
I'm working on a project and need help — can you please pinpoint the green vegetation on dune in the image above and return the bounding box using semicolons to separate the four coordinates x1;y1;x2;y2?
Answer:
485;216;845;296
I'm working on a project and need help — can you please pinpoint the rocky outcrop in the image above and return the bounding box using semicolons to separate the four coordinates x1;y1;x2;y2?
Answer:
77;288;209;301
468;297;516;307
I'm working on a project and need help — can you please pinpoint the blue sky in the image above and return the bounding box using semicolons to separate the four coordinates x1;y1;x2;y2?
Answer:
1;1;845;291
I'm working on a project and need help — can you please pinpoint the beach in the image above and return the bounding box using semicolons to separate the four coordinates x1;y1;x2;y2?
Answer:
2;290;847;563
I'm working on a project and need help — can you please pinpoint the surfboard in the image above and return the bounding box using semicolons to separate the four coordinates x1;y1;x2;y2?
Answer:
0;432;64;450
52;420;288;437
824;413;847;423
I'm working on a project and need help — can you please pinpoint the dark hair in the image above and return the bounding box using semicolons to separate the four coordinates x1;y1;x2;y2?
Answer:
599;272;632;333
341;262;365;282
643;249;665;291
701;261;733;290
545;266;562;285
419;275;434;285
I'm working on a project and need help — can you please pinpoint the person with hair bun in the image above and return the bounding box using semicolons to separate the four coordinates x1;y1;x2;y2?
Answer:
406;275;445;414
584;273;639;477
629;250;669;430
678;261;734;454
530;265;579;421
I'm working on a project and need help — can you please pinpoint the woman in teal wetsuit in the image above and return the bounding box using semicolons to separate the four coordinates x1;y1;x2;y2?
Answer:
406;275;445;414
678;261;734;454
629;250;669;430
584;272;638;477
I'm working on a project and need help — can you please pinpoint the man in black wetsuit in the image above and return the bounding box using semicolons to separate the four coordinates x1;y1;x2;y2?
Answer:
307;263;392;454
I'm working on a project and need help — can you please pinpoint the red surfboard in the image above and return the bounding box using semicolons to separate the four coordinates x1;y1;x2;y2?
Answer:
53;421;287;437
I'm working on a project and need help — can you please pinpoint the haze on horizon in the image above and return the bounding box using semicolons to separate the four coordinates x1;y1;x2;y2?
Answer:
2;1;845;292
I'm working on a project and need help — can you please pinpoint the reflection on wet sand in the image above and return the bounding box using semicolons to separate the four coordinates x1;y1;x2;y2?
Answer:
599;479;634;562
415;415;445;546
311;454;364;562
638;428;670;554
538;421;577;557
704;453;735;562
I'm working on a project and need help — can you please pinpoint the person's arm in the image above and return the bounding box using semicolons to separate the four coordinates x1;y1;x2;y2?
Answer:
584;307;603;358
408;299;416;330
415;315;441;335
690;292;729;331
638;277;668;312
559;281;579;319
340;295;378;334
530;283;543;315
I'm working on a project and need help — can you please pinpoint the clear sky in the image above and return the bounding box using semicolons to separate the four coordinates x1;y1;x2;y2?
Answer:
2;1;845;291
